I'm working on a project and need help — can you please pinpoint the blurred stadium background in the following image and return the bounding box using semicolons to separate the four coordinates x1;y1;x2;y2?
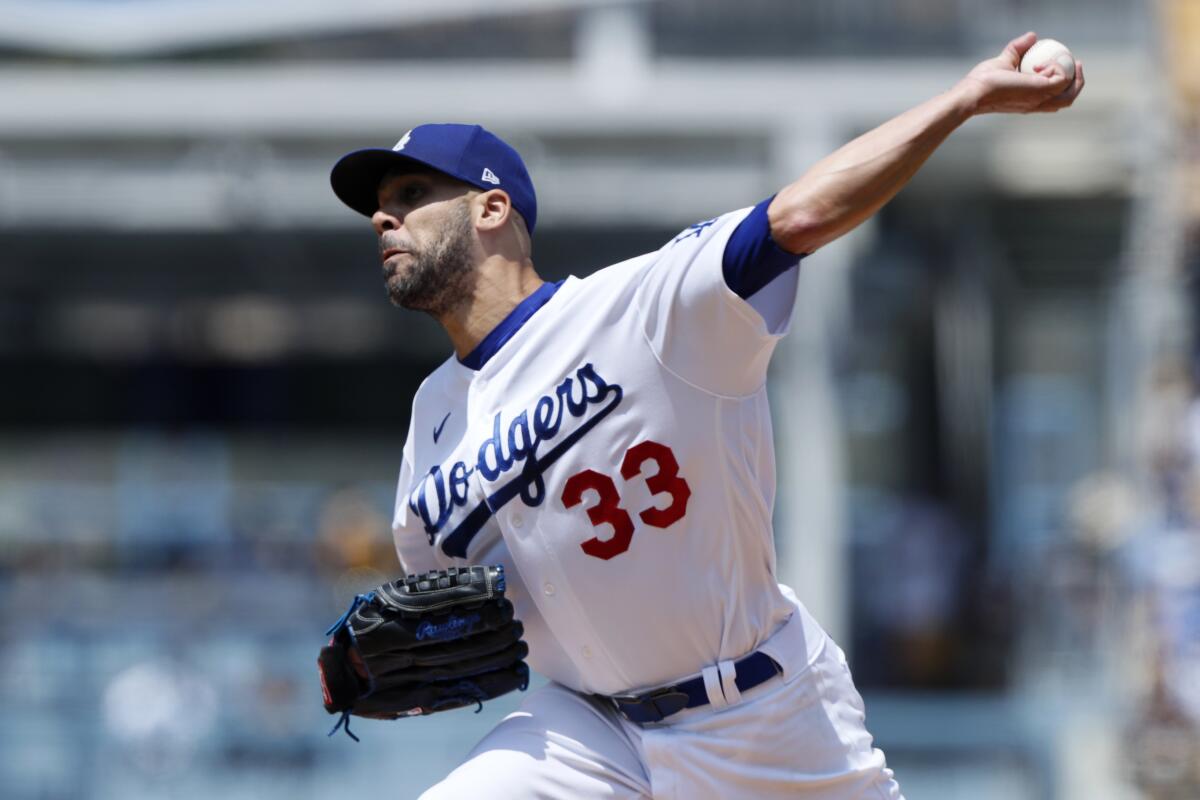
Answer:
1;0;1198;797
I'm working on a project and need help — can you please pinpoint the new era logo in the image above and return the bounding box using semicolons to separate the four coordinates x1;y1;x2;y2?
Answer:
393;130;412;151
481;168;500;185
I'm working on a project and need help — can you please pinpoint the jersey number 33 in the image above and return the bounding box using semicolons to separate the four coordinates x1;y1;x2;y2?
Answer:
561;440;691;560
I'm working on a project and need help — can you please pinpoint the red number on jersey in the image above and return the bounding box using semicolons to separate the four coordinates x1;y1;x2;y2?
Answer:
562;440;691;559
561;469;635;561
620;440;691;528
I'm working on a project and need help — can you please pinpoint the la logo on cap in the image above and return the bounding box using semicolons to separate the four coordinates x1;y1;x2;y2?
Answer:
393;131;412;151
481;168;500;185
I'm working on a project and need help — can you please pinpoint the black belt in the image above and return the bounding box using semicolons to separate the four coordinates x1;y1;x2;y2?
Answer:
606;651;781;724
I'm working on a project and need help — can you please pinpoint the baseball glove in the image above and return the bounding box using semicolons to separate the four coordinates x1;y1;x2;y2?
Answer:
318;564;529;740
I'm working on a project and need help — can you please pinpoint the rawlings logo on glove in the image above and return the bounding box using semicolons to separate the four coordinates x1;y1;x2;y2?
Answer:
318;565;529;740
416;613;482;641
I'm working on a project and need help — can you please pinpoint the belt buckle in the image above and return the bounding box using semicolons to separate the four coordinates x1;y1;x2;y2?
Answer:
612;687;690;723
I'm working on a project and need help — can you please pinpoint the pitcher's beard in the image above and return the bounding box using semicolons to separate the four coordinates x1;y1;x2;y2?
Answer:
385;202;476;317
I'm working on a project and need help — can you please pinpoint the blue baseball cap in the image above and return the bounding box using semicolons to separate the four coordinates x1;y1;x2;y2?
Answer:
330;123;538;233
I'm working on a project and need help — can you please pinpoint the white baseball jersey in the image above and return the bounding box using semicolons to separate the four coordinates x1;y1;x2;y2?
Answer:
392;205;812;697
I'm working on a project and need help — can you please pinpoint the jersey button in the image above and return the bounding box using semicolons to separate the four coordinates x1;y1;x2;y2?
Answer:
543;583;556;596
582;646;593;659
511;512;524;529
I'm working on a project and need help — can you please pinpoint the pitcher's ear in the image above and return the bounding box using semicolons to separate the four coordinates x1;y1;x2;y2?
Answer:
475;189;512;233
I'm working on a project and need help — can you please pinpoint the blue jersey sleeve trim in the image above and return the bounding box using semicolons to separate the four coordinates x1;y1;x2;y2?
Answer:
722;196;805;300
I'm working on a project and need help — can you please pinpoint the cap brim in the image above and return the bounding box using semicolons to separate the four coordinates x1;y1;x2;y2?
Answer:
329;149;434;217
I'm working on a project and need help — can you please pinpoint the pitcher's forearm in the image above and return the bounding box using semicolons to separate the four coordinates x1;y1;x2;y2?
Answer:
768;82;979;254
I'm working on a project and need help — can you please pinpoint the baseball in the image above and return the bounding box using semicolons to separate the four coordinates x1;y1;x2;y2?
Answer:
1020;38;1076;82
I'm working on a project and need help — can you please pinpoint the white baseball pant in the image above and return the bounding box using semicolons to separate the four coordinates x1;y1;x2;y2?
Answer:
420;606;903;799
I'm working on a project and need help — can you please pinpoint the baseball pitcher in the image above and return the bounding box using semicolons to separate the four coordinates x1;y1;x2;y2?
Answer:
317;33;1083;798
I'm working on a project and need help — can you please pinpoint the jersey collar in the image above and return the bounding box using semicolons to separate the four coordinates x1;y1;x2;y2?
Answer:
459;279;564;371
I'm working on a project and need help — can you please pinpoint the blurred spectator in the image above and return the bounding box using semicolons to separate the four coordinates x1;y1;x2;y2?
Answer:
1123;365;1200;797
852;493;971;687
1034;472;1139;672
315;487;391;572
314;486;396;613
102;659;218;777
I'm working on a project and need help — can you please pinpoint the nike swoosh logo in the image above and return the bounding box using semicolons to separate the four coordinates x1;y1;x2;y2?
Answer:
433;412;451;444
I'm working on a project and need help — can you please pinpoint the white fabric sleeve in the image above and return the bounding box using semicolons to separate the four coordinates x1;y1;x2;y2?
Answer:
391;425;443;575
635;207;801;398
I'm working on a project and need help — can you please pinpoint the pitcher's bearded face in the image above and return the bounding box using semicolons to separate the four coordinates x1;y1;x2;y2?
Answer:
380;198;475;315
